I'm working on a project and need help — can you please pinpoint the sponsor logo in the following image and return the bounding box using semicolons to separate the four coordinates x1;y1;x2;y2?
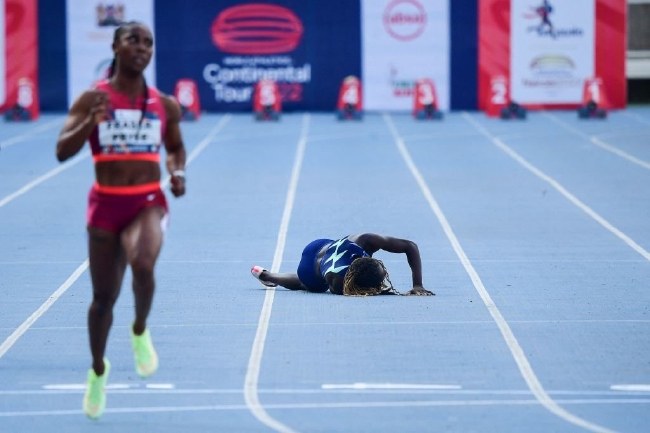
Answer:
383;0;427;42
96;3;125;27
211;4;303;55
203;59;311;103
523;1;583;39
389;65;415;98
530;54;574;75
205;4;310;105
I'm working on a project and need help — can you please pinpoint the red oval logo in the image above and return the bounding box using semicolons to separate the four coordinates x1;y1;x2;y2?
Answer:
211;4;303;55
383;0;427;42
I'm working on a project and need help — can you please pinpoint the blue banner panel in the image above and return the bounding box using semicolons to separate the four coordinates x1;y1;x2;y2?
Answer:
450;0;478;110
38;0;67;111
154;0;361;112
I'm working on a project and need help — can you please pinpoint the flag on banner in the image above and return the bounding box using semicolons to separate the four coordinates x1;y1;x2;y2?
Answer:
66;0;156;106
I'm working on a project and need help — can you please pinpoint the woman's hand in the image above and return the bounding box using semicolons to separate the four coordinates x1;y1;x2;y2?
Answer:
406;286;435;296
86;90;109;125
170;170;186;197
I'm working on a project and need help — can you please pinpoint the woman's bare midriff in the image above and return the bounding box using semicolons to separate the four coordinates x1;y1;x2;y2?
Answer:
95;160;161;186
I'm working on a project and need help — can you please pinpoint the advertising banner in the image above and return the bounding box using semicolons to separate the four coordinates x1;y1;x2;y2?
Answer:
479;0;625;110
154;1;361;112
66;0;155;106
510;0;595;105
1;0;38;118
361;0;450;111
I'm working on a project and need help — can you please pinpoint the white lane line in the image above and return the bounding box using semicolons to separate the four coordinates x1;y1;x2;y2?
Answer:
0;151;90;208
464;112;650;263
146;384;175;389
542;111;650;171
1;398;649;417
401;131;481;141
182;114;232;166
0;117;64;150
2;258;648;265
590;136;650;170
2;318;648;333
385;113;615;433
3;388;650;396
596;131;650;139
540;111;595;139
244;114;310;433
42;384;86;390
611;385;650;392
41;383;174;390
305;132;374;143
0;260;89;359
0;115;232;361
622;111;650;126
322;383;462;390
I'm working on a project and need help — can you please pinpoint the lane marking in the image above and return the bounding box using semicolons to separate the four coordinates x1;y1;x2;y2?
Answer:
2;318;648;333
401;131;481;141
0;117;64;150
40;383;173;391
42;384;85;390
146;384;175;389
622;111;650;126
322;383;462;390
0;115;232;361
463;112;650;264
611;385;650;392
1;398;649;417
0;151;90;208
590;136;650;170
596;131;650;139
244;114;310;433
0;261;89;359
1;258;648;265
2;387;649;396
387;113;615;433
542;112;650;171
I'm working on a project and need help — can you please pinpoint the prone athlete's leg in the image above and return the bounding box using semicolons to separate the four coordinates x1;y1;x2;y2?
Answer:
260;271;308;291
120;206;165;336
87;227;127;375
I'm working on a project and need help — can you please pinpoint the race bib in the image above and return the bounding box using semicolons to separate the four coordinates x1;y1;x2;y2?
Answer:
98;109;162;154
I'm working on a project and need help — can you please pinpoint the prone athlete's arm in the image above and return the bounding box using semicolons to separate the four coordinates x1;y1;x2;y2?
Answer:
353;233;423;288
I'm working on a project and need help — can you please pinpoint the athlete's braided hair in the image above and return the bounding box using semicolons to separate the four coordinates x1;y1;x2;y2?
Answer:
108;21;149;124
343;257;400;296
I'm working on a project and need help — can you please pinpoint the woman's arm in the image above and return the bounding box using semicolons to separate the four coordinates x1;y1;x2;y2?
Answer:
352;233;433;295
160;94;187;197
56;90;107;162
326;273;345;295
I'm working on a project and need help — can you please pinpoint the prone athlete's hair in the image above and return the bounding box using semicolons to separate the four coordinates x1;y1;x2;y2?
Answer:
342;257;400;296
108;21;149;124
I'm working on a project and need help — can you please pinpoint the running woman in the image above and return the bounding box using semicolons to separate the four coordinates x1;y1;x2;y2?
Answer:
56;21;186;419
